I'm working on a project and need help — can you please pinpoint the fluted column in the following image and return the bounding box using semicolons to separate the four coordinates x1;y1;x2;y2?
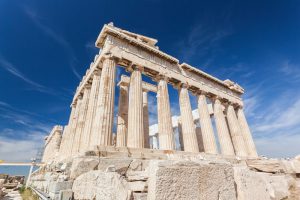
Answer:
143;91;150;148
177;118;184;151
195;125;205;152
236;106;258;157
197;93;218;154
81;72;101;152
72;87;91;154
178;84;199;153
116;84;129;147
213;98;235;156
59;104;75;157
68;97;83;156
226;104;248;157
127;66;144;148
91;56;117;147
157;77;175;150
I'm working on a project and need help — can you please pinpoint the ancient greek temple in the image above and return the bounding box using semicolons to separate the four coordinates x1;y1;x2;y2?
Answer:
43;23;258;163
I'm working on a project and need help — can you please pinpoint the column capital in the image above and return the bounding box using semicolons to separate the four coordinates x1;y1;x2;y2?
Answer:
173;82;189;90
195;90;208;96
127;64;144;72
155;74;169;82
101;53;119;63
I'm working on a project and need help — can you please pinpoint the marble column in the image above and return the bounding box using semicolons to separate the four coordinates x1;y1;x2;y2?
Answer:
236;106;258;157
143;91;150;148
91;56;116;147
157;77;175;150
59;104;75;157
197;93;218;154
195;124;205;152
116;84;129;147
68;97;83;156
81;72;101;152
72;87;91;154
226;104;248;157
178;84;199;153
152;134;159;149
127;66;144;148
213;98;235;156
177;118;184;151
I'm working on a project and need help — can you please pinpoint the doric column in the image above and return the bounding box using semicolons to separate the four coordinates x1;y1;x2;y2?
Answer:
213;98;235;156
195;125;205;152
68;97;83;156
152;134;159;149
81;71;101;152
127;66;144;148
91;55;117;147
226;103;248;157
157;77;175;150
177;118;184;151
197;93;218;154
116;84;129;147
143;91;150;148
236;106;258;157
178;84;199;153
61;105;76;157
72;87;91;154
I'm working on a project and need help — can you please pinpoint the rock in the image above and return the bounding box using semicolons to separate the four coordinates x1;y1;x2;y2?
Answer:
98;158;133;175
147;160;236;200
70;156;99;179
59;189;73;200
132;192;147;200
126;171;148;181
127;181;147;192
246;159;285;173
234;166;271;200
48;181;73;200
261;174;291;200
72;170;130;200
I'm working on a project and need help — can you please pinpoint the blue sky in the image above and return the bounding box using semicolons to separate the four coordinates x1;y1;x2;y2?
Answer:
0;0;300;167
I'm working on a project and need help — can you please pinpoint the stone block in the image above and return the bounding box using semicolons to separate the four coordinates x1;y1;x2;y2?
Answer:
72;170;130;200
246;159;285;173
127;181;147;192
147;160;236;200
234;166;271;200
98;158;133;175
49;181;73;194
126;171;148;181
132;192;147;200
59;189;73;200
70;156;99;179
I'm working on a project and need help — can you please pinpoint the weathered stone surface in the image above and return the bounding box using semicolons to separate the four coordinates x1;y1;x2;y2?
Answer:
127;181;147;192
72;170;129;200
59;189;73;200
147;160;236;200
132;192;147;200
70;156;99;179
246;159;285;173
126;171;148;181
234;166;271;200
97;158;133;175
49;181;73;200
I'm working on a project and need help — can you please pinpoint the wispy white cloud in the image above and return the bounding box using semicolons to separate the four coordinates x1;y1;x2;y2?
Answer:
0;57;71;99
177;23;233;62
255;132;300;158
279;60;300;82
0;56;54;95
22;6;81;80
0;132;46;162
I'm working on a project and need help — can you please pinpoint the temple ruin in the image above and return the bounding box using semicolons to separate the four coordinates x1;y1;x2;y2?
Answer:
30;23;300;200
